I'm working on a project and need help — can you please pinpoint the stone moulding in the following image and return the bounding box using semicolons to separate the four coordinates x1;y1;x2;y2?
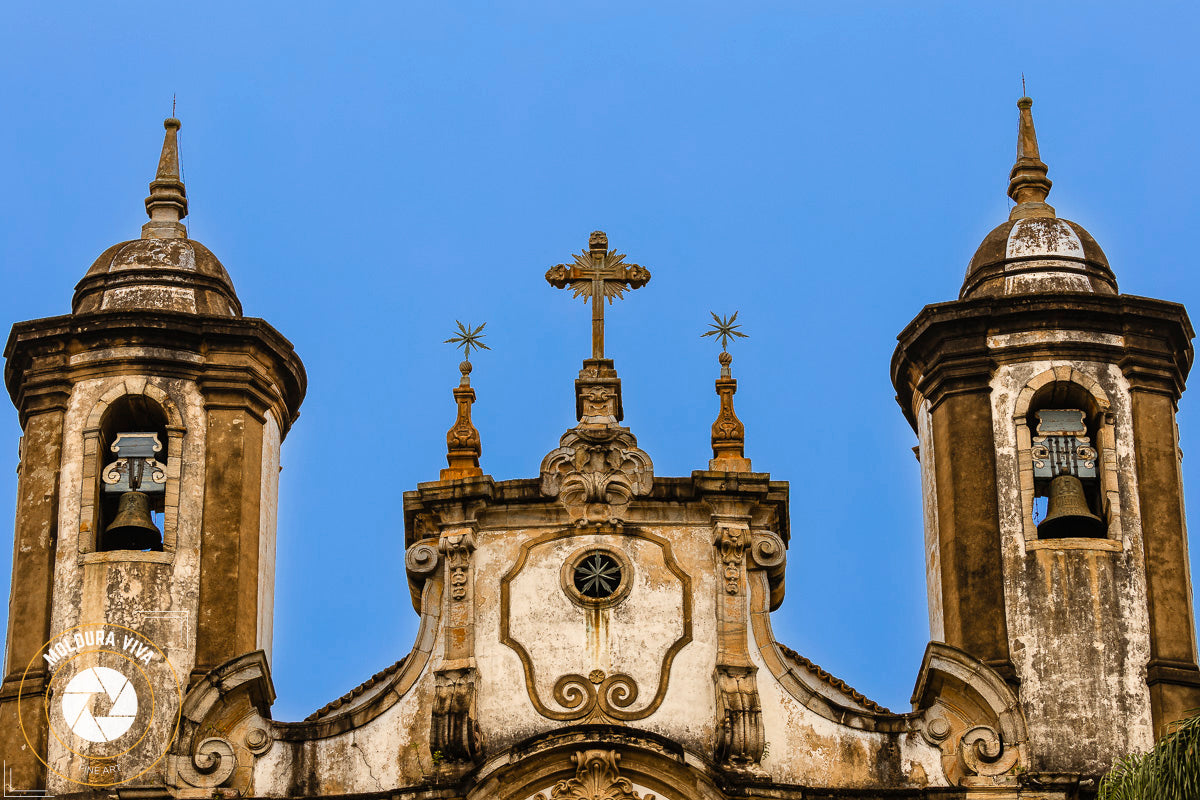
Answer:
747;569;910;727
5;311;306;433
483;728;709;800
273;575;444;741
891;294;1193;430
746;562;1028;788
499;528;691;723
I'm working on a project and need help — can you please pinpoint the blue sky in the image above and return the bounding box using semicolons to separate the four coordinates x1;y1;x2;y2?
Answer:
2;2;1199;721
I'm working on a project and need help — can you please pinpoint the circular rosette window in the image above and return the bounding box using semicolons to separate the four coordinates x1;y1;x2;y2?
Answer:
561;548;632;608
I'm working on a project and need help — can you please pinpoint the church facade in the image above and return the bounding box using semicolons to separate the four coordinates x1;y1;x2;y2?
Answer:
2;99;1197;799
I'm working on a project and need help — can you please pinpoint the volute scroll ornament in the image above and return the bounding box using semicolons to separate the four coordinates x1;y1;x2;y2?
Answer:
913;644;1027;786
957;725;1019;778
166;652;276;798
747;530;785;570
405;539;441;578
169;736;237;792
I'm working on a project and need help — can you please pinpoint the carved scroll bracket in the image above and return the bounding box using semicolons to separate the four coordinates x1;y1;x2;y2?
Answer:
439;529;477;603
166;652;276;798
406;538;441;581
747;530;786;610
913;643;1028;787
714;666;765;773
430;667;482;772
714;523;748;596
168;737;237;795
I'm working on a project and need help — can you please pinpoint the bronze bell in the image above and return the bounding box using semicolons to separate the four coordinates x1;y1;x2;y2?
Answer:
1037;474;1106;539
103;491;163;552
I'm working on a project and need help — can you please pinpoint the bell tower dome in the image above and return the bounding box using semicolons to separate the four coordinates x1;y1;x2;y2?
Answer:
0;118;305;792
892;97;1199;775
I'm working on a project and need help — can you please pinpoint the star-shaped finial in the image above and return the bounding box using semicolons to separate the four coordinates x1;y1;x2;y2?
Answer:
444;321;491;362
700;311;749;352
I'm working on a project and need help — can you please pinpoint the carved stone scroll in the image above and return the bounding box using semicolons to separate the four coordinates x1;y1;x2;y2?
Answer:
168;736;237;792
541;426;653;526
913;643;1027;786
405;540;440;578
748;529;786;610
166;652;276;798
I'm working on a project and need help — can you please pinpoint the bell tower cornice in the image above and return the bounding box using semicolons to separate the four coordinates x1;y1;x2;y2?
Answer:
892;294;1193;430
5;311;306;432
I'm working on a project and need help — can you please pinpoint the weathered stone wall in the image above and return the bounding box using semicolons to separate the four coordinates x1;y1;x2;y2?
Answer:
917;398;944;642
258;414;281;661
239;508;958;796
989;356;1155;773
46;374;206;791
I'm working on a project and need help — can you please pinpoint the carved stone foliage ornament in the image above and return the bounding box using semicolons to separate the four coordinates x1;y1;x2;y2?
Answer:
714;525;747;594
541;426;653;526
714;667;765;769
439;530;476;601
533;750;656;800
430;668;481;765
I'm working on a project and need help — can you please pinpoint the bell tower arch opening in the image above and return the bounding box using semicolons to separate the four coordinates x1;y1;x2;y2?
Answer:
1018;376;1114;541
96;393;170;551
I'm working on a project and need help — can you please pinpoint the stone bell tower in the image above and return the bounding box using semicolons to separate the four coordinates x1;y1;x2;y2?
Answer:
892;98;1200;775
0;118;305;791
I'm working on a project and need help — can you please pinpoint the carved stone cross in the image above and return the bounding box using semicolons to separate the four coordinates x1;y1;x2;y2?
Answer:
546;231;651;360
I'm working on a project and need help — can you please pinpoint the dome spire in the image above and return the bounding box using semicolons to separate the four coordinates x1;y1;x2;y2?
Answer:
1007;97;1055;220
142;117;189;239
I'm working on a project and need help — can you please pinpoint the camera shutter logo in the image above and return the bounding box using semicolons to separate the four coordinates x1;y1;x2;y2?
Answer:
61;665;139;743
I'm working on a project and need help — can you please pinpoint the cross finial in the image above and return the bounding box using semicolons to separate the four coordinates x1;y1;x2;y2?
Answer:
546;231;651;360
